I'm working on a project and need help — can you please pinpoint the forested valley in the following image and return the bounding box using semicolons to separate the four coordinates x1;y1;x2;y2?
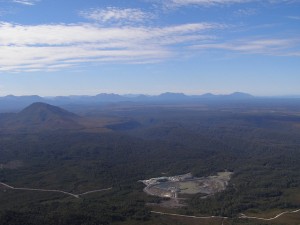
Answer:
0;101;300;225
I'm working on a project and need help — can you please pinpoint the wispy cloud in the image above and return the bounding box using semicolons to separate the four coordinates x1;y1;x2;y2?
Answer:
192;38;300;56
12;0;39;6
1;19;298;73
164;0;252;8
163;0;298;8
287;16;300;20
80;7;154;25
0;22;219;72
235;8;257;16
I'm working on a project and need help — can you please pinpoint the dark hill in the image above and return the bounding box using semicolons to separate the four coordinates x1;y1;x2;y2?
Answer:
19;102;78;120
1;102;82;131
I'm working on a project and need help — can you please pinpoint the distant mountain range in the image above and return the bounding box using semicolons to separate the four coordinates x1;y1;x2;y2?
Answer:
0;93;299;132
47;92;255;103
2;91;300;113
0;92;255;112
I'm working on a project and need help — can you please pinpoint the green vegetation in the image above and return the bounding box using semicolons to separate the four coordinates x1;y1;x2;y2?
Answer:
0;102;300;224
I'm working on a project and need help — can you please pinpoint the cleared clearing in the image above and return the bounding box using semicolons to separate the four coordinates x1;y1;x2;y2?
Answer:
142;171;232;198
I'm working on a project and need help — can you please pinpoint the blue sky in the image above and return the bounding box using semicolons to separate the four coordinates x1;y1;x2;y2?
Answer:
0;0;299;96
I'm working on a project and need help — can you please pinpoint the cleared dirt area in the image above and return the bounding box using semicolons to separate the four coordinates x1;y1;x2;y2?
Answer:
142;171;232;199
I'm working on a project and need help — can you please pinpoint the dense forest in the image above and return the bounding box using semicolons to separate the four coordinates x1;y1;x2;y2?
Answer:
0;101;300;225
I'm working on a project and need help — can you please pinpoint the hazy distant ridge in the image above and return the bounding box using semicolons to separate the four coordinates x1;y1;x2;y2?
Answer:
0;92;255;111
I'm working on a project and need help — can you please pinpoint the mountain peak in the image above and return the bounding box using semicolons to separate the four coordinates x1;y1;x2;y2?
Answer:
9;102;81;130
20;102;78;118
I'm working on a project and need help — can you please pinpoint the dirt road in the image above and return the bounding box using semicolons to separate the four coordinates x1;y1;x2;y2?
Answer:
0;182;111;199
151;208;300;222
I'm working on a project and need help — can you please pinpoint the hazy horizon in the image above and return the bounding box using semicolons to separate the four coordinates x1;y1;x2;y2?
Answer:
1;91;300;98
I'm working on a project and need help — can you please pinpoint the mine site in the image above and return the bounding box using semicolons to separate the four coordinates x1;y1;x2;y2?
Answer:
141;171;233;200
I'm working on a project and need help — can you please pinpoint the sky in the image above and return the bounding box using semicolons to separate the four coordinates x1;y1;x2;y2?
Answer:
0;0;299;96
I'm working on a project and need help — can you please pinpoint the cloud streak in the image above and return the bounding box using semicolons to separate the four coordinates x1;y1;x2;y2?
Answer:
0;20;298;73
0;22;218;72
163;0;252;8
163;0;298;7
287;16;300;20
12;0;39;5
80;7;154;25
192;38;300;56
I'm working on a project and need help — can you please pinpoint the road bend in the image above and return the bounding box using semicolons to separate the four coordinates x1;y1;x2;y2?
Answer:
239;209;300;221
151;208;300;222
0;182;111;199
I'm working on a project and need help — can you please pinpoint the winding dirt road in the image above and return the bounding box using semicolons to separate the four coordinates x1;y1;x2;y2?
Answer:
78;188;112;197
151;211;228;219
151;208;300;222
239;209;300;221
0;182;112;199
1;181;299;222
